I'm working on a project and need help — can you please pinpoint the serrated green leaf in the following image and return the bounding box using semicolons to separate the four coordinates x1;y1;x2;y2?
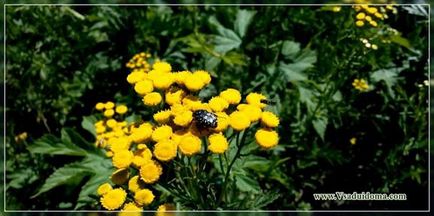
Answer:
370;68;404;97
279;62;308;82
28;135;87;156
234;9;256;38
313;116;328;141
81;115;97;137
281;40;301;58
75;174;109;210
235;174;261;193
209;16;241;53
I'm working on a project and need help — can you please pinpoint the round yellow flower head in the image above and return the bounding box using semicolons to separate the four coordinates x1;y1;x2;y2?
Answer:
152;125;173;142
143;92;162;106
174;70;192;85
356;12;366;19
128;175;146;193
171;103;188;115
104;109;115;118
173;110;193;127
229;111;251;131
97;183;112;196
106;119;117;128
112;150;134;169
153;61;172;73
157;203;176;216
154;139;178;162
356;20;364;27
135;79;154;95
208;133;229;154
132;155;150;167
110;168;130;185
261;111;280;128
116;105;128;114
220;88;241;105
237;104;262;122
369;20;378;27
165;88;186;105
246;92;267;109
96;125;106;134
127;71;146;84
208;96;229;112
130;124;153;143
120;202;142;216
255;128;279;149
110;136;131;153
105;101;115;109
153;73;174;90
194;70;212;84
153;110;172;124
184;73;206;91
96;102;105;110
100;188;127;210
178;134;202;156
134;189;155;206
365;15;372;22
140;160;163;184
213;112;229;132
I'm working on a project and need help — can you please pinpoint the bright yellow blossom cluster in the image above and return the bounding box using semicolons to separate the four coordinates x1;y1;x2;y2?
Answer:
94;53;280;211
352;78;370;91
354;4;396;27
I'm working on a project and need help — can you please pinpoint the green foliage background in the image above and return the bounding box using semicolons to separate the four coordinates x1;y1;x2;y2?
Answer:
3;3;429;211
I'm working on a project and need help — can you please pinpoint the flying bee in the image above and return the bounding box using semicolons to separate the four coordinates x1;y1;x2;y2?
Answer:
193;109;218;129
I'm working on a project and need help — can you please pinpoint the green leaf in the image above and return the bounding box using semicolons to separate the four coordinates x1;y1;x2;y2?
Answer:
370;67;404;97
81;115;97;137
389;35;411;49
279;62;308;82
313;116;328;141
209;16;241;53
235;174;261;193
234;9;256;38
28;135;88;156
32;162;91;197
281;40;301;58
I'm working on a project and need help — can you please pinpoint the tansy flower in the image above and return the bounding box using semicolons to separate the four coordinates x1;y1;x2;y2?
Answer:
130;124;153;143
237;104;262;122
246;92;267;109
220;88;241;105
100;188;127;210
104;109;115;118
153;73;174;90
96;102;105;110
135;80;154;95
208;96;229;112
119;202;142;216
140;160;163;184
213;112;229;132
356;20;364;27
96;125;106;134
365;16;372;22
116;105;128;114
356;12;366;19
128;175;146;193
184;73;206;91
143;92;162;106
110;136;131;153
132;155;150;167
153;139;178;162
352;79;369;91
194;70;212;84
255;128;279;149
174;71;191;85
97;183;112;196
229;111;251;131
178;134;202;156
106;119;117;128
369;20;378;27
152;125;173;142
261;111;280;128
153;110;172;124
173;111;193;127
165;88;186;105
153;61;172;73
157;203;176;216
134;189;155;206
208;133;228;154
110;168;130;185
112;150;134;169
105;101;115;110
127;71;147;84
350;137;357;145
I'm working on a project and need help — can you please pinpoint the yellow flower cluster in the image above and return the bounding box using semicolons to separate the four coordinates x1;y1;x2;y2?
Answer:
126;52;151;71
352;78;369;91
354;4;396;27
94;54;281;211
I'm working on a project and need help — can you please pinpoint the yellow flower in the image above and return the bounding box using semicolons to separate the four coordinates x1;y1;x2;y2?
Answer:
255;128;279;149
171;103;188;115
366;7;378;14
356;20;364;27
208;96;229;112
128;175;146;193
132;155;151;167
97;183;112;196
365;15;372;22
153;110;172;124
237;104;262;122
96;102;105;110
156;203;176;216
371;44;378;50
174;71;191;85
213;112;229;132
350;137;357;145
106;119;117;128
194;70;212;84
153;61;172;73
352;79;369;91
184;73;206;91
178;134;202;156
140;160;162;184
100;188;127;210
153;73;174;90
246;92;267;108
105;101;115;109
356;12;366;19
119;202;142;216
135;79;154;95
369;20;378;27
173;110;193;127
109;136;131;153
143;92;162;106
261;111;280;128
154;139;178;162
96;125;106;134
220;88;241;105
134;189;155;206
152;125;173;142
165;88;186;105
130;124;153;143
116;105;128;114
112;150;134;169
104;109;115;118
127;71;146;84
208;133;228;154
110;168;129;185
229;111;251;131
